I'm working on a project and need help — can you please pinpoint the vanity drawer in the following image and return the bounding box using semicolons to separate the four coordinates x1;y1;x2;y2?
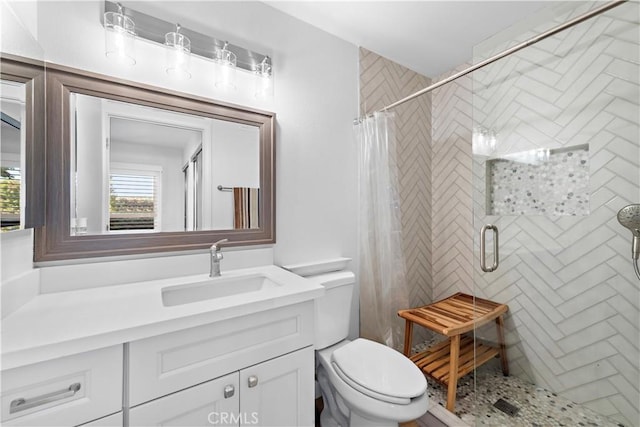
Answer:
1;345;123;426
129;301;314;406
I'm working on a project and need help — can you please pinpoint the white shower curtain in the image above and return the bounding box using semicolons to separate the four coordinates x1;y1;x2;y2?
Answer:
355;111;410;350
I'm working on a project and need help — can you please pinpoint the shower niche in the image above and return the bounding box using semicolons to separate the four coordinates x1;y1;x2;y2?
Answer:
485;144;589;216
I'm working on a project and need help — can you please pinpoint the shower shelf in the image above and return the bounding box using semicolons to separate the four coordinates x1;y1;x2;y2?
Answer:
410;335;499;385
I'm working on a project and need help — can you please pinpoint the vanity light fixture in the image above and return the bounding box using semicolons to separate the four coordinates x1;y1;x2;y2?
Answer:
103;2;136;66
254;56;273;98
214;42;237;89
102;1;272;91
165;23;191;80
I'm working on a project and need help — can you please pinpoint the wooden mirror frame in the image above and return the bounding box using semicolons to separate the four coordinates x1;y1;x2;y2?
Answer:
0;54;46;230
35;63;275;262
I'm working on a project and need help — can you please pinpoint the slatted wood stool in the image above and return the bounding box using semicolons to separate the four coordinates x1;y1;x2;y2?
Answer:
398;293;509;412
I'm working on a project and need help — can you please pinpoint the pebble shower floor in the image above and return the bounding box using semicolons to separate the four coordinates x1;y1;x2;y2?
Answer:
413;340;625;427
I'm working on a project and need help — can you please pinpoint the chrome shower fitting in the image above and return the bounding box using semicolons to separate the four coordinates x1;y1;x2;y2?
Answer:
617;204;640;280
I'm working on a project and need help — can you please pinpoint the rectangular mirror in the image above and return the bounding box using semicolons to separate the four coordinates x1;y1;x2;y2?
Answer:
70;93;260;235
35;64;274;262
0;55;45;232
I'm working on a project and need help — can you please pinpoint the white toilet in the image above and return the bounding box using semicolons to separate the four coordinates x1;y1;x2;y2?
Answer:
308;270;428;427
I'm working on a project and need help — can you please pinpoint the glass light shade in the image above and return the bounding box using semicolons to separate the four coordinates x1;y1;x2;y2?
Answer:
165;31;191;80
104;11;136;66
472;127;496;157
254;58;273;98
214;47;237;89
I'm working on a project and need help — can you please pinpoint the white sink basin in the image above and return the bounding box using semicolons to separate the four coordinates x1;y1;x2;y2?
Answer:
162;274;281;307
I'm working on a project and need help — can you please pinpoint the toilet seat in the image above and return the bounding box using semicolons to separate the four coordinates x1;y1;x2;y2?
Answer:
330;338;426;405
332;361;411;404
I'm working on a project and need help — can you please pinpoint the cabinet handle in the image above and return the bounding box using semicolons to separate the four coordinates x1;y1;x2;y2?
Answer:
248;375;258;388
223;384;235;399
10;383;81;414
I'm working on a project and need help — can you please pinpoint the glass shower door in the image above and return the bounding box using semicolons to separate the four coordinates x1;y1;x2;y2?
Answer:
470;2;639;426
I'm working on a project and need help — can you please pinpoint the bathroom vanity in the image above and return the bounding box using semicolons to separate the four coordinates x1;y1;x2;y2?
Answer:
1;265;323;426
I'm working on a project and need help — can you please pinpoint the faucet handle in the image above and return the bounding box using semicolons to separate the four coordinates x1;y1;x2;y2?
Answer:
211;239;229;252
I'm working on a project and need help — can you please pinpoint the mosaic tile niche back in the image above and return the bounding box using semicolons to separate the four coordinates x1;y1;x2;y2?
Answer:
487;145;589;216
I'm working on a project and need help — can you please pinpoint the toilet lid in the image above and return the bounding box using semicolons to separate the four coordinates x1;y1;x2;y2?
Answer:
331;338;427;404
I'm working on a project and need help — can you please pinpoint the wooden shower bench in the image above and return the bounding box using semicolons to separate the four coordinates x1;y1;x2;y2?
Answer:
398;293;508;412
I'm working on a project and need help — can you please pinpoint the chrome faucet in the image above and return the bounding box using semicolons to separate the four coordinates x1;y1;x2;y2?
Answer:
210;239;228;277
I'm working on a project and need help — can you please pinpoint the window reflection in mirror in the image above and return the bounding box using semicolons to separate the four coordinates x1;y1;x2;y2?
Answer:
70;93;260;235
0;80;26;232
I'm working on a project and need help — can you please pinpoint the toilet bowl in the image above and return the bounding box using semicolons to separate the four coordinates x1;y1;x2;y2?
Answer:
317;339;428;427
301;269;428;427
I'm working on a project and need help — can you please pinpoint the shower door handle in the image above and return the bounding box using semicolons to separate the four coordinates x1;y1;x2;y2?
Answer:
480;224;499;272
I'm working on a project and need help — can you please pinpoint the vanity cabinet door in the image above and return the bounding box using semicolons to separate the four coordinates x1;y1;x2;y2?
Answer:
128;372;239;427
240;347;314;427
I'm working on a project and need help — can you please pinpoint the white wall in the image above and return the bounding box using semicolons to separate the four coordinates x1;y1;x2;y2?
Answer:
0;0;41;60
1;0;359;330
0;229;39;318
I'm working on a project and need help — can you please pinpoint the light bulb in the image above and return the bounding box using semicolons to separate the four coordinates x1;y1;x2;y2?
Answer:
165;23;191;80
214;42;237;90
104;3;136;66
254;56;273;98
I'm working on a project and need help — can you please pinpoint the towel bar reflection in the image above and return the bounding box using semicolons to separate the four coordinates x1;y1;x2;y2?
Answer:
217;185;233;192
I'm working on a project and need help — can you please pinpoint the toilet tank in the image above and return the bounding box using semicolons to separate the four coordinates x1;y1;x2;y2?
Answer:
306;271;355;350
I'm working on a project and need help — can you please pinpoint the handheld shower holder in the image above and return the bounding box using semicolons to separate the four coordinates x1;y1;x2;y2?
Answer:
617;204;640;280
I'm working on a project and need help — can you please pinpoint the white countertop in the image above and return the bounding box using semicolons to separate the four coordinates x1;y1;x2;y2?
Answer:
1;265;324;370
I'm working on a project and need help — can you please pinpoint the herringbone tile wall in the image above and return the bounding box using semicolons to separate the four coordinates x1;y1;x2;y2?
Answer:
431;63;474;301
468;3;638;425
359;48;433;343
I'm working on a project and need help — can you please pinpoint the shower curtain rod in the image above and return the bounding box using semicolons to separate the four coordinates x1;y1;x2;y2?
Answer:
364;0;627;117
